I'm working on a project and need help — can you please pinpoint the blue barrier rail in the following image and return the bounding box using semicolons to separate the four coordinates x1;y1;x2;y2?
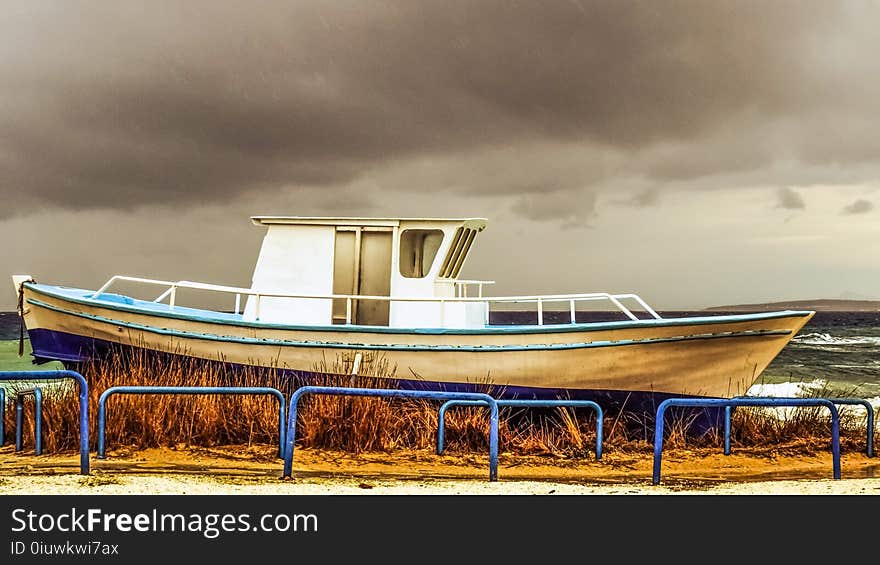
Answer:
653;397;841;485
436;399;603;460
15;388;43;455
725;397;875;458
283;387;500;481
0;371;89;475
97;386;287;459
0;388;5;447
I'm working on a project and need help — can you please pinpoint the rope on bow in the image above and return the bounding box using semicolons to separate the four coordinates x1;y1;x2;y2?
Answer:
17;278;34;357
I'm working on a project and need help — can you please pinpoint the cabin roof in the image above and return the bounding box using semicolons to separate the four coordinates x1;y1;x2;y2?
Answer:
250;216;488;230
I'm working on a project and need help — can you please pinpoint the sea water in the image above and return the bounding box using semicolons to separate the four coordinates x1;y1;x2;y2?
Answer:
750;311;880;410
2;311;878;404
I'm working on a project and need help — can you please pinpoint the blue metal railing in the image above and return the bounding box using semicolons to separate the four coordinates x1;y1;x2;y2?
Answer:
0;388;5;447
282;386;501;481
97;386;287;459
436;399;603;460
725;397;875;458
653;397;842;485
0;371;89;475
15;388;43;455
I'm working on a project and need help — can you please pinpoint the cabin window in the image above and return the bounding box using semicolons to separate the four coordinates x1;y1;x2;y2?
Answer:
399;229;444;278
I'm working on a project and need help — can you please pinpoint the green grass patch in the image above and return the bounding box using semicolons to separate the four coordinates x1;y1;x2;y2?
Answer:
0;339;63;372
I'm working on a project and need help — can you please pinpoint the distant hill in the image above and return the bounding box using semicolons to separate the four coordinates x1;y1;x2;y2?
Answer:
704;299;880;312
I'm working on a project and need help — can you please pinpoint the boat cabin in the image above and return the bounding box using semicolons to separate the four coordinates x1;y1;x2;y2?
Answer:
244;217;489;328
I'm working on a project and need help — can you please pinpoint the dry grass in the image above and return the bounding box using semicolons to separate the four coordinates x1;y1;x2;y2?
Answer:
4;347;288;453
1;347;873;458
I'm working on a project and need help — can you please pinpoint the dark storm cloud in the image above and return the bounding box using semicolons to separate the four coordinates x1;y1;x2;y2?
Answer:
775;187;806;210
841;199;873;215
0;1;874;219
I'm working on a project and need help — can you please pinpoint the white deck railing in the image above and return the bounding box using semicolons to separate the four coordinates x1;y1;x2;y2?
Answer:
90;275;662;325
438;278;495;298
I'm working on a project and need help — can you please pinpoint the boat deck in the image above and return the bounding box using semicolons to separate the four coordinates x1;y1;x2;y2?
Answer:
26;282;814;335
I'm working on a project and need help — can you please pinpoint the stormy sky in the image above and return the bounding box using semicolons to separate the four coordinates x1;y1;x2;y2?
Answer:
3;1;880;310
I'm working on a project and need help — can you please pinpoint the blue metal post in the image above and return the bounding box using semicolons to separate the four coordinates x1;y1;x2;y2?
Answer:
34;388;43;456
724;405;732;455
0;388;5;447
0;371;89;474
825;398;874;458
654;397;841;485
14;388;43;455
436;400;467;455
278;397;285;459
437;399;603;460
97;386;287;459
14;394;23;452
731;396;874;458
283;386;500;481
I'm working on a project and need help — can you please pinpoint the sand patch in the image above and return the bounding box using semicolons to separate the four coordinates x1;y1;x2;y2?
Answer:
1;443;879;495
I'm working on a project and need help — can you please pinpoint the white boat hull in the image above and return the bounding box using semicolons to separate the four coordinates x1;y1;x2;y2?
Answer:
19;282;813;399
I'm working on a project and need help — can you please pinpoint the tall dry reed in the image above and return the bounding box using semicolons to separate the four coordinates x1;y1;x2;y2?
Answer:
1;346;872;457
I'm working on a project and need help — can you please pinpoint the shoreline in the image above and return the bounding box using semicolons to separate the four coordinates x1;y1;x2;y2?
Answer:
2;445;879;495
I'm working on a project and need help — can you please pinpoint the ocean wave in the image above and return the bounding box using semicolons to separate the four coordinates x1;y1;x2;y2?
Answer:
741;380;878;420
827;362;880;369
792;332;880;346
745;379;827;398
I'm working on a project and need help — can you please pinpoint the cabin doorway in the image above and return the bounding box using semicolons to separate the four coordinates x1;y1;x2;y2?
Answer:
332;228;392;325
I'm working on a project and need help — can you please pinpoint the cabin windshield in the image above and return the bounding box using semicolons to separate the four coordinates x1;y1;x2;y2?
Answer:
400;229;444;278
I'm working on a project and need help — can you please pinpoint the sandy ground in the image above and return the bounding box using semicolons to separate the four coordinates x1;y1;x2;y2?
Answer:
2;443;880;495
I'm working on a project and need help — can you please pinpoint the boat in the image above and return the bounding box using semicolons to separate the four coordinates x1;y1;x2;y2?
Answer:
12;216;814;408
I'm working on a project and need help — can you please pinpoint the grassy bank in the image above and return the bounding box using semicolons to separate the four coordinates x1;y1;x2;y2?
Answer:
0;339;63;372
